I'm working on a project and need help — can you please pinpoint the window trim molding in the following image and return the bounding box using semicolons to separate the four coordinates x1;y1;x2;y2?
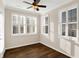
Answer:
59;4;79;42
41;15;49;36
11;14;37;36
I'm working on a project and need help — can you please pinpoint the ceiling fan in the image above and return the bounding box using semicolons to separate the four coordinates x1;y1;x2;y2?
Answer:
23;0;46;11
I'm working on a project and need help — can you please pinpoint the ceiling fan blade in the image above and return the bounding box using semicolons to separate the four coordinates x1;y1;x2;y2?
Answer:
23;1;32;5
37;5;46;8
27;6;32;9
34;0;40;4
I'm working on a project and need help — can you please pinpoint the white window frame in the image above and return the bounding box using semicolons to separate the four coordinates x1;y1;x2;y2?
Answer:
12;14;37;36
12;14;26;36
41;15;49;35
59;4;79;42
26;16;37;35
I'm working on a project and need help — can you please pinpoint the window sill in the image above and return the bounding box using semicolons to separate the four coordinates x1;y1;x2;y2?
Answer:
12;33;37;36
41;33;49;36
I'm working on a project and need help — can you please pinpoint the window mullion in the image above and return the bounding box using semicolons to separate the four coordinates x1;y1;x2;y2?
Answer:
66;11;68;37
24;19;26;34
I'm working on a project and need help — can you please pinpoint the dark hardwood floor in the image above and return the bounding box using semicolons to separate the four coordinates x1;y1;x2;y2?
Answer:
4;43;70;58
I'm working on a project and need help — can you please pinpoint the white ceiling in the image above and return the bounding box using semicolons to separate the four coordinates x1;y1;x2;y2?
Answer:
5;0;73;14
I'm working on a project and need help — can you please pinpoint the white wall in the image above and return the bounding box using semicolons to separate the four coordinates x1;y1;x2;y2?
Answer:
5;8;41;49
40;0;79;58
0;0;5;58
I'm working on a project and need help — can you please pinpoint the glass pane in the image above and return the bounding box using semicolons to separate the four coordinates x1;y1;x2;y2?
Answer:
20;16;24;25
30;19;35;25
26;17;36;33
72;8;77;22
13;16;16;24
33;26;35;32
68;30;76;37
45;26;48;34
62;24;66;36
62;12;66;23
13;16;18;25
20;25;24;33
26;18;30;25
30;26;35;33
42;27;45;33
45;17;48;24
68;24;77;37
13;25;19;34
68;24;77;30
68;10;72;22
27;25;30;33
68;8;77;22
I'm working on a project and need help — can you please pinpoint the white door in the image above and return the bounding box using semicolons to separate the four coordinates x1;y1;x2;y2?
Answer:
0;13;4;53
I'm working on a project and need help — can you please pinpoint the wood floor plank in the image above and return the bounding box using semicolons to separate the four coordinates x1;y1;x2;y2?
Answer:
4;43;70;58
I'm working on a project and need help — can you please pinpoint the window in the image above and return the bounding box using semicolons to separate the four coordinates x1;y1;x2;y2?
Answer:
61;12;66;36
19;16;25;33
62;12;66;23
68;8;77;37
62;24;66;36
45;17;49;34
68;24;77;37
12;14;37;35
68;8;77;22
12;15;25;34
13;15;19;34
41;16;49;35
61;8;77;37
26;17;37;34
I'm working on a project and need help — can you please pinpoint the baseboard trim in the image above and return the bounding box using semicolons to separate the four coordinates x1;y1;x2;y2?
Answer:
5;42;39;50
40;41;72;58
0;49;5;58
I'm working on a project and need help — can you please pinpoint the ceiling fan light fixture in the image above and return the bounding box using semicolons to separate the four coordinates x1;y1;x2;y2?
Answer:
32;5;38;9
